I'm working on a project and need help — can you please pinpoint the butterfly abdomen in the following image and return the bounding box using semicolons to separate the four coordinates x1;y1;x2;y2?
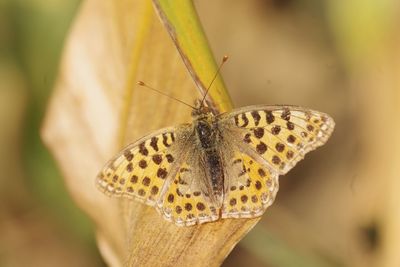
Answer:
195;118;224;205
207;150;224;195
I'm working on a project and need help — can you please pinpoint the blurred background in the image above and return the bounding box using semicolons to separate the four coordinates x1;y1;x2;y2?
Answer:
1;0;399;266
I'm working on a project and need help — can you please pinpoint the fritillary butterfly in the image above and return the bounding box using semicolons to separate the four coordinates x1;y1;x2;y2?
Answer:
96;100;334;226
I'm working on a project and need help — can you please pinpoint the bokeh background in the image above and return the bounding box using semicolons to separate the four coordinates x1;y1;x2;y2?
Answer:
1;0;399;266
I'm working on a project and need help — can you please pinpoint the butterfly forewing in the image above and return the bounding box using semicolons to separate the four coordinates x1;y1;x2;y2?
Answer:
96;127;179;205
218;105;335;175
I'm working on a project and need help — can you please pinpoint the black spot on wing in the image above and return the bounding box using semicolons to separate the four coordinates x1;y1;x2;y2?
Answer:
265;111;275;124
251;111;261;126
241;113;249;127
150;136;159;151
139;142;148;156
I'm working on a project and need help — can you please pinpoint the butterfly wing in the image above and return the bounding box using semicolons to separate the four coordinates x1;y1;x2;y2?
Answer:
217;105;335;218
218;105;335;175
96;126;185;206
221;150;279;218
156;154;220;226
97;125;221;226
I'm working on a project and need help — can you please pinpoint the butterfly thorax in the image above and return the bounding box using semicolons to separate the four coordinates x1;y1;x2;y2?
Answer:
192;108;225;207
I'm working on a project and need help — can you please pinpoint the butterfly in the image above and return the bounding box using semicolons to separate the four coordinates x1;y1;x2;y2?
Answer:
96;96;335;226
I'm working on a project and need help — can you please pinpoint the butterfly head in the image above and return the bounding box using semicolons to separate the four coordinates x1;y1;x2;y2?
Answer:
191;99;214;119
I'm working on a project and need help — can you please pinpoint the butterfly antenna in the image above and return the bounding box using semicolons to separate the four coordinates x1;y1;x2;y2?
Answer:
200;55;229;107
137;81;196;110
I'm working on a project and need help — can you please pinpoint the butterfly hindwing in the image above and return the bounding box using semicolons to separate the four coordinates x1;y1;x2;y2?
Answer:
96;127;178;205
221;151;279;218
156;161;219;226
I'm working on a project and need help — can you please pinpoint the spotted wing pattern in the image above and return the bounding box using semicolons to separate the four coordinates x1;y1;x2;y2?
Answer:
220;105;335;175
96;127;179;206
156;161;219;226
221;151;279;218
216;105;334;218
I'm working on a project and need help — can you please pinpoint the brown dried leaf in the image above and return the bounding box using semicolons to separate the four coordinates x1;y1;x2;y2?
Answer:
42;0;258;266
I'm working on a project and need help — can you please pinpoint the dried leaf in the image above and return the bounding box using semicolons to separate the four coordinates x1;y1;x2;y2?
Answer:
42;0;258;266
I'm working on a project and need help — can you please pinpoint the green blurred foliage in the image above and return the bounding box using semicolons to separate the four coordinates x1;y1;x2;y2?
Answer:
1;0;99;257
17;0;89;234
